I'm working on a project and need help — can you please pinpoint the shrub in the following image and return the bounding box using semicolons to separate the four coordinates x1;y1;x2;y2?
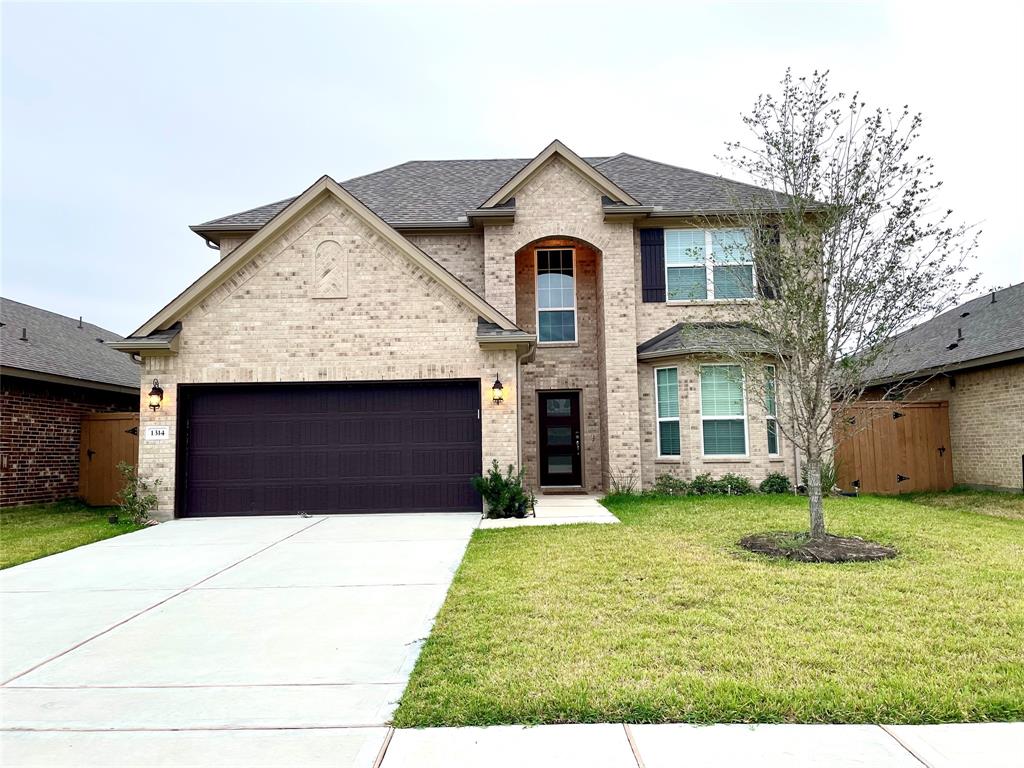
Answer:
689;473;718;495
654;474;690;496
718;473;755;495
760;472;792;494
115;462;161;525
472;460;536;519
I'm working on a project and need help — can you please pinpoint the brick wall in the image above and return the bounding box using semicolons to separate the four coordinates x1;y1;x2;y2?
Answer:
0;376;138;507
137;195;518;520
875;361;1024;492
404;233;485;296
481;155;642;490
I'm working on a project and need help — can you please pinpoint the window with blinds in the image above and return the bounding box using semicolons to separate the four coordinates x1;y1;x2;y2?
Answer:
700;365;747;456
664;228;755;301
655;367;681;457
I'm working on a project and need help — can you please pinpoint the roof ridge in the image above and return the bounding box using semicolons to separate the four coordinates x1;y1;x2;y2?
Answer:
610;152;781;196
0;297;120;336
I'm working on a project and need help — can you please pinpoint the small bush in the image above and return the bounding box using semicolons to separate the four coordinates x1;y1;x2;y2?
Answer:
653;474;690;496
689;473;718;495
472;460;536;519
760;472;792;494
115;462;161;525
718;473;755;495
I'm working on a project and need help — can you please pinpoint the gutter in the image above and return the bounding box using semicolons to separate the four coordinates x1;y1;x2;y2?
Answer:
861;348;1024;388
0;366;140;396
107;336;180;355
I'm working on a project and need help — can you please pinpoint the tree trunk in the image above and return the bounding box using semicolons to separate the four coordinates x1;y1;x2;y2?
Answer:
806;455;826;539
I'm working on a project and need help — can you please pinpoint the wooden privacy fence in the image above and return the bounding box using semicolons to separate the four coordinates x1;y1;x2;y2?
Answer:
79;412;140;506
834;402;953;495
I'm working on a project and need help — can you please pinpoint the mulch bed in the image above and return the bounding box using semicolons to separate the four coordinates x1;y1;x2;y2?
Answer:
739;531;898;562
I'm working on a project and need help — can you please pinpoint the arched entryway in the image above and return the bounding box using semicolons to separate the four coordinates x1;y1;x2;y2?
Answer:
514;236;607;494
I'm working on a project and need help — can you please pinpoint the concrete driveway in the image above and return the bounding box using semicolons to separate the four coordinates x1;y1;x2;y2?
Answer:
0;513;479;767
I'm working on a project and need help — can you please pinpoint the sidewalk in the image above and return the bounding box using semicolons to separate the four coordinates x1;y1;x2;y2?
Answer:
478;493;617;528
375;722;1023;768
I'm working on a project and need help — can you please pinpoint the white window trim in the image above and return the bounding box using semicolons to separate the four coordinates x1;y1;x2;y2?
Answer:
654;366;681;459
665;229;757;304
699;363;750;459
765;363;781;457
535;247;579;346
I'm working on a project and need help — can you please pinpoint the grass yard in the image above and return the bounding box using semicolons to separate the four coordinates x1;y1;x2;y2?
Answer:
394;491;1024;726
1;500;143;569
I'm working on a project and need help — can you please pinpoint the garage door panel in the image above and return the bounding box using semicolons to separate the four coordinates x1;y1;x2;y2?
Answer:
181;381;481;516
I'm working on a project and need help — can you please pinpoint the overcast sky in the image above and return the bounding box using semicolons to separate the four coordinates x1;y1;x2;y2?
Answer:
3;1;1021;335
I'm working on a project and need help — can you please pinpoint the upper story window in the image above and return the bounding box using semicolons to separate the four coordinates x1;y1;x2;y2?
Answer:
536;249;577;344
664;228;755;301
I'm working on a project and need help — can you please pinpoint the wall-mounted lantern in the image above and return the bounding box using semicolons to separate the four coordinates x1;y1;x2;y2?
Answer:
491;374;504;405
147;379;164;411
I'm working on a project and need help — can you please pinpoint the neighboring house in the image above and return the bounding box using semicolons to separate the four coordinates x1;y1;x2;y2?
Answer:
858;282;1024;493
0;299;141;506
112;140;795;519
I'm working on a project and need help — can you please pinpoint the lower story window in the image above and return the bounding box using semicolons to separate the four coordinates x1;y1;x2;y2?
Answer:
765;365;780;456
655;367;680;457
700;365;747;456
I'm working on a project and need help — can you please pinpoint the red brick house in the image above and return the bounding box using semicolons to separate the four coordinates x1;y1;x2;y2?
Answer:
0;299;141;506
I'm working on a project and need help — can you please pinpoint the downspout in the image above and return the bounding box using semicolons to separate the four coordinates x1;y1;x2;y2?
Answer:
515;344;532;472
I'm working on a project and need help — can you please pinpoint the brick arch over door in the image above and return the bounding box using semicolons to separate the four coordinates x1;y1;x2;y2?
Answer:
514;236;606;493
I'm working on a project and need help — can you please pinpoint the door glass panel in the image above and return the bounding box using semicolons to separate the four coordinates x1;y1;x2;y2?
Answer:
545;397;571;416
547;426;572;446
548;456;573;474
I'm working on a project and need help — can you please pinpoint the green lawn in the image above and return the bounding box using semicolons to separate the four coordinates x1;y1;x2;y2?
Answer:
1;500;143;569
394;491;1024;726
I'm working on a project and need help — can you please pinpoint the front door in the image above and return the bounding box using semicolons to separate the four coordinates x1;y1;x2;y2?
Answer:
538;392;582;487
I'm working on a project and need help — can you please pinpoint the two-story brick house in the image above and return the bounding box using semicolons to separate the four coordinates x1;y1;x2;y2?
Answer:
113;141;794;519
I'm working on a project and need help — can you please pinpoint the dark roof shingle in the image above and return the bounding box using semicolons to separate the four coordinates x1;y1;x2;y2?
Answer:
0;298;141;390
860;282;1024;382
637;322;772;358
195;153;778;231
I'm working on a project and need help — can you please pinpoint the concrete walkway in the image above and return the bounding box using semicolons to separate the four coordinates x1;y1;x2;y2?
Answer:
478;493;617;528
0;513;479;767
376;722;1022;768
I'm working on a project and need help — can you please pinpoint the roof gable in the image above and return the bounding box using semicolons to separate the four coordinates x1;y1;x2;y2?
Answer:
135;175;519;338
480;140;639;209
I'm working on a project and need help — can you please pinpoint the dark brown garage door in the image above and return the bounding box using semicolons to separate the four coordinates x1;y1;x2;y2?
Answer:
178;381;481;517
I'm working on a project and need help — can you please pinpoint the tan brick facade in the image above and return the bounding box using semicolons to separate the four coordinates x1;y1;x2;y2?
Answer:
403;232;485;296
136;154;797;514
881;361;1024;492
481;156;642;490
137;196;518;520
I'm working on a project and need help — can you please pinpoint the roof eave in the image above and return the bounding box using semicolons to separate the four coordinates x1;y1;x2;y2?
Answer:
0;365;140;395
861;348;1024;387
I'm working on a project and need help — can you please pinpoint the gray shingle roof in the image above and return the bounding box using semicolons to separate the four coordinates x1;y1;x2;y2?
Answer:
0;298;141;390
637;322;772;359
195;153;778;231
860;282;1024;382
476;319;534;340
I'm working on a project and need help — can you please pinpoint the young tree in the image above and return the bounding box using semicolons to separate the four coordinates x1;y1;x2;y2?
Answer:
701;70;977;540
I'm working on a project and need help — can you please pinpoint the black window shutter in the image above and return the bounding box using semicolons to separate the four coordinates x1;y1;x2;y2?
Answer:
640;228;666;302
757;225;781;300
